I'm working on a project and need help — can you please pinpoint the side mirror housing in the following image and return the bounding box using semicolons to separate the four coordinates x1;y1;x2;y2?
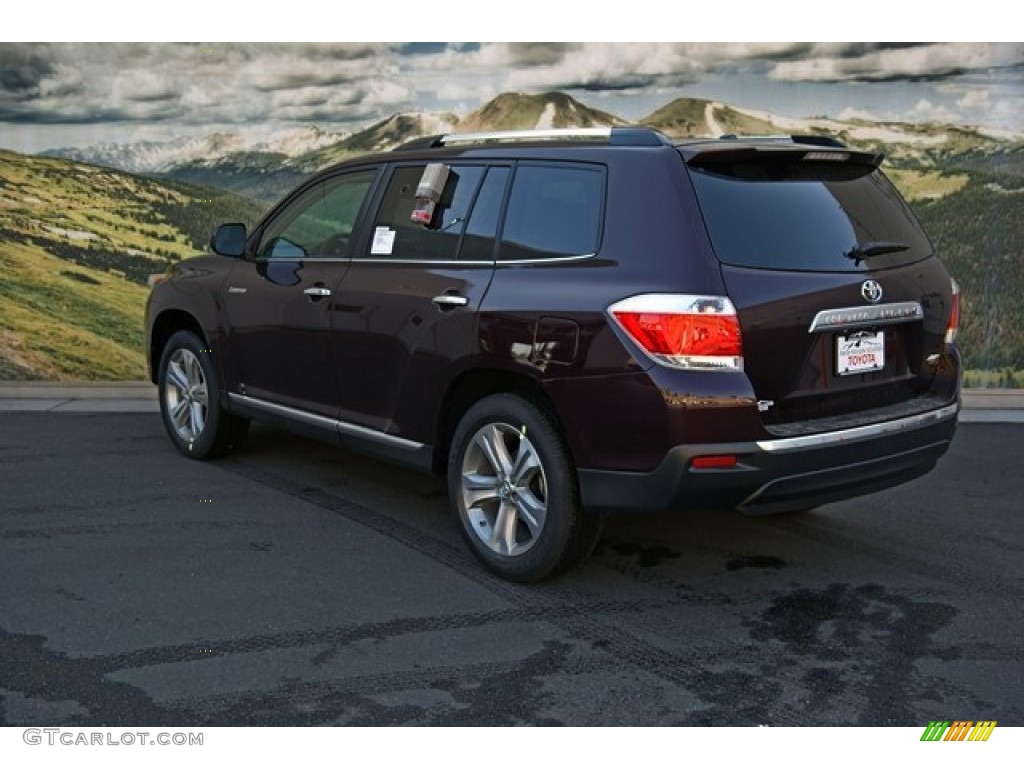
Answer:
210;223;248;258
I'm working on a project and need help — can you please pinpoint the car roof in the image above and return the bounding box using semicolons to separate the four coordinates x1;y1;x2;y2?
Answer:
318;127;881;174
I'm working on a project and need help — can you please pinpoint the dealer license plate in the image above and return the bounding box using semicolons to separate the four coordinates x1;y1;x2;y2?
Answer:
837;331;885;376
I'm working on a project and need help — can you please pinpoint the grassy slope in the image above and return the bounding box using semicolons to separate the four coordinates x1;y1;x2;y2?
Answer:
0;151;265;380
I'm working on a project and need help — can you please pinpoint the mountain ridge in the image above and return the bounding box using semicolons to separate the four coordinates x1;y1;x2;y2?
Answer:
42;91;1022;180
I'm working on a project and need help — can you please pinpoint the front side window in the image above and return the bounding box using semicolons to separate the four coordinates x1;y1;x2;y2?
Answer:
256;169;377;259
500;164;604;261
366;164;486;261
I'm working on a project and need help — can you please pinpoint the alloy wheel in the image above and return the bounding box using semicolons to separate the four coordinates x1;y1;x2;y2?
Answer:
460;422;549;557
163;348;209;443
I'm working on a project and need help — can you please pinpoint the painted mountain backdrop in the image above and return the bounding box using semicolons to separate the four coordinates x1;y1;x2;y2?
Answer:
3;91;1022;382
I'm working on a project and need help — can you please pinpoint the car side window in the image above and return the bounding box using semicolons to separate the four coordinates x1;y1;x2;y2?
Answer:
458;166;510;262
366;164;486;261
499;164;603;260
256;169;377;260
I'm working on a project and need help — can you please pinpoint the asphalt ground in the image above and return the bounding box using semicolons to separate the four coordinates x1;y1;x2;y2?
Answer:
0;408;1021;727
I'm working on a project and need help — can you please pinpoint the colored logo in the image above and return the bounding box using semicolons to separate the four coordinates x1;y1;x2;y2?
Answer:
861;279;883;304
920;721;997;742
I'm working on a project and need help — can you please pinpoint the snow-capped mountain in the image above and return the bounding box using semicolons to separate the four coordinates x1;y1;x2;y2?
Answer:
42;125;348;174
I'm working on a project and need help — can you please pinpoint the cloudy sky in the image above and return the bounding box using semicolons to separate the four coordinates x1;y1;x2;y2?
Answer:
1;41;1021;153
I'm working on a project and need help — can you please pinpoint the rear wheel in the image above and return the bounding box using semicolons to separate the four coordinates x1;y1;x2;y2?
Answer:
158;330;249;459
447;394;601;582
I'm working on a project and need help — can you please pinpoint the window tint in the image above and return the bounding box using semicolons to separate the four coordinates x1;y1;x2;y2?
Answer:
367;164;485;261
459;166;509;262
257;170;376;259
500;165;603;260
689;163;933;272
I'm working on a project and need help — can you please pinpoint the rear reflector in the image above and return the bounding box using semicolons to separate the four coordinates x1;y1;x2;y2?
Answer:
692;455;738;469
608;294;744;371
945;277;961;344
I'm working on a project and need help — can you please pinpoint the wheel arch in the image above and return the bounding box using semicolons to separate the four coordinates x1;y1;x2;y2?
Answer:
433;367;566;475
149;310;207;384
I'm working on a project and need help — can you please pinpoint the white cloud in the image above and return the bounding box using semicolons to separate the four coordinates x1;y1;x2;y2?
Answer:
769;42;1024;82
1;41;1022;152
958;89;991;110
912;98;959;124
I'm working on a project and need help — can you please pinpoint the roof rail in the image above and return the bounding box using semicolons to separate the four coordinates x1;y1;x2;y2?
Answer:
394;126;670;151
440;127;612;145
718;133;847;148
396;134;444;151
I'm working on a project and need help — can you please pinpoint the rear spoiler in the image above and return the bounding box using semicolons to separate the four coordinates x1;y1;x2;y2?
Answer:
683;143;884;169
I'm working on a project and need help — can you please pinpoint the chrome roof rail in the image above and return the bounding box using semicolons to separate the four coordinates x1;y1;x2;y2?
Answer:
439;127;613;145
394;126;671;151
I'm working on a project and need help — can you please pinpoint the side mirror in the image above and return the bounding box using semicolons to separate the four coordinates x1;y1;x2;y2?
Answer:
210;223;247;258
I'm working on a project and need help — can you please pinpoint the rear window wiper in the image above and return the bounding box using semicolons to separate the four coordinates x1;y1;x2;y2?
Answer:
844;241;909;265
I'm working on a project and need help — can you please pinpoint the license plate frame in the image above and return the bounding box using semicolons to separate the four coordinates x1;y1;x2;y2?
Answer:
836;331;885;376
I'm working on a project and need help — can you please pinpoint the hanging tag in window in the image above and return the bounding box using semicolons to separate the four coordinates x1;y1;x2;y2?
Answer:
411;163;449;225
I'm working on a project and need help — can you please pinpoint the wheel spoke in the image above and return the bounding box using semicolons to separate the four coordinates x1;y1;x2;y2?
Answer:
513;489;546;538
170;398;189;430
510;438;541;486
475;425;513;476
190;401;206;436
489;500;518;555
186;353;204;389
166;360;189;393
192;384;208;406
462;472;500;506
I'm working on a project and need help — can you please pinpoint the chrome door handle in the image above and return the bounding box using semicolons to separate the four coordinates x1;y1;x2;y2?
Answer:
227;286;247;295
432;294;469;308
303;287;332;297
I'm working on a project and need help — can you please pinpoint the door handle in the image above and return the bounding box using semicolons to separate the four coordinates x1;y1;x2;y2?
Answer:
304;286;332;298
432;294;469;308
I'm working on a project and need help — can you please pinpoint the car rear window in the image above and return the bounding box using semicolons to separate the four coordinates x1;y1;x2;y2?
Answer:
688;161;933;272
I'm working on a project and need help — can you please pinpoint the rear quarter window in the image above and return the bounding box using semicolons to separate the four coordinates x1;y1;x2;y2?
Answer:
688;162;933;272
499;164;604;261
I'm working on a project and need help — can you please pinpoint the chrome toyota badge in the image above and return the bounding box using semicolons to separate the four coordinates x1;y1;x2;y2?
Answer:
861;279;883;304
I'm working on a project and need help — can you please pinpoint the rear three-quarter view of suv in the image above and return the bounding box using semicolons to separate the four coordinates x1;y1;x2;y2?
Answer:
145;126;962;582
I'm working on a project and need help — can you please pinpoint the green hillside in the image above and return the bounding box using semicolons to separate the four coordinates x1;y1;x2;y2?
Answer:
160;153;309;204
0;151;264;379
913;174;1024;370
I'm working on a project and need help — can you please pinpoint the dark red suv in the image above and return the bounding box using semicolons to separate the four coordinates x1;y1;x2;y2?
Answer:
145;127;961;581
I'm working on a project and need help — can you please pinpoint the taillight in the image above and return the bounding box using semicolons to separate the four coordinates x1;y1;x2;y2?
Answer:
945;277;961;344
608;294;743;371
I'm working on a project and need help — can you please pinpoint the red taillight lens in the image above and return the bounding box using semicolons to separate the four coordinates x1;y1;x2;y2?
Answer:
945;277;960;344
609;294;743;371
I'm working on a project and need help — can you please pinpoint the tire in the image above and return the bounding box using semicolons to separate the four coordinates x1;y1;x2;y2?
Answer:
447;394;602;582
157;330;249;459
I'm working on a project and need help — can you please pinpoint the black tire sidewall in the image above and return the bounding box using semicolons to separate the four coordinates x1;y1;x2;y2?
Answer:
447;394;581;582
157;330;226;459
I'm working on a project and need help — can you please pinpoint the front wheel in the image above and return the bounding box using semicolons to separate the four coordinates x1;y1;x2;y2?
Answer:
157;330;249;459
447;394;601;582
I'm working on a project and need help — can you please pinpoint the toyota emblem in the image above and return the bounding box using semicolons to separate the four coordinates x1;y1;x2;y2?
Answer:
861;280;883;303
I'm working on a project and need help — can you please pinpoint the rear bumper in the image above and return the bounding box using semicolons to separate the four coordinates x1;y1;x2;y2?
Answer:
578;402;959;514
